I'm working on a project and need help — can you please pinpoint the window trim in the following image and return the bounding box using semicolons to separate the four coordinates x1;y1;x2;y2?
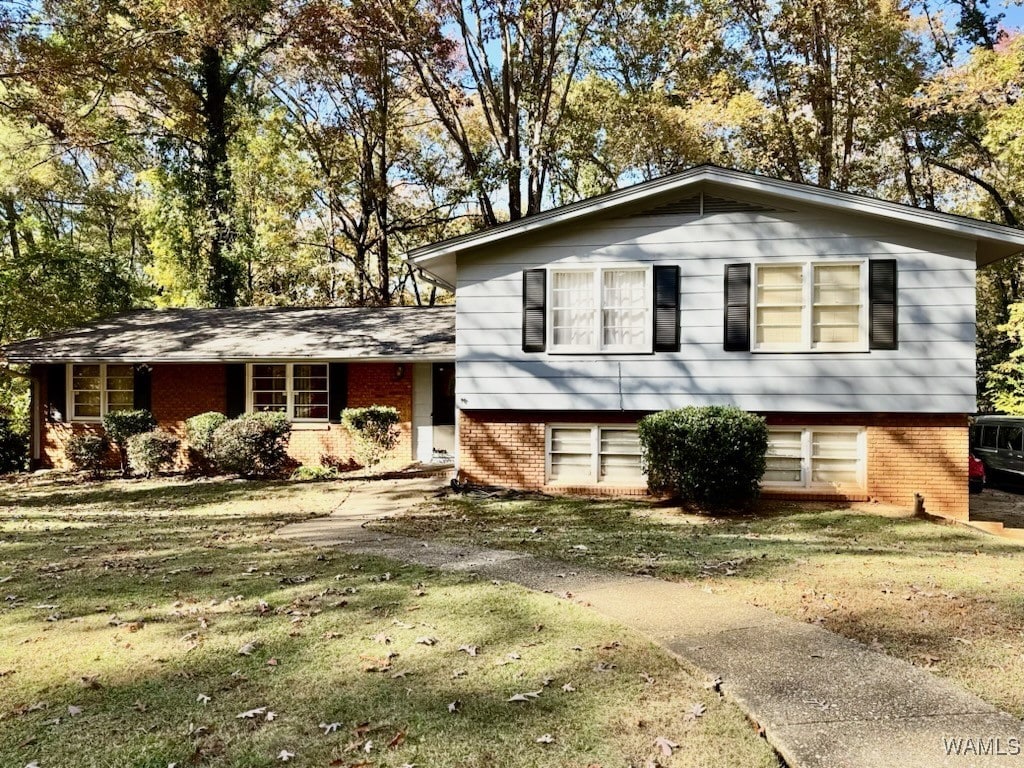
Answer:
546;265;653;354
764;426;866;490
66;363;134;423
245;362;330;423
544;423;646;486
751;260;869;353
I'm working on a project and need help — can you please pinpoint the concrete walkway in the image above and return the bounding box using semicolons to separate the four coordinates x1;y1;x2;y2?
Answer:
279;478;1024;768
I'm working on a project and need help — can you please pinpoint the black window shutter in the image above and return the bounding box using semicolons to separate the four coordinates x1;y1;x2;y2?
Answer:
653;265;681;352
46;364;66;422
522;269;546;352
724;264;751;351
133;365;152;412
328;363;348;423
225;363;246;418
869;260;898;350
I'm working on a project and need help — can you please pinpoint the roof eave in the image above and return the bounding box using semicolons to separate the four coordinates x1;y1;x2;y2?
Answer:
4;353;457;366
406;165;1024;268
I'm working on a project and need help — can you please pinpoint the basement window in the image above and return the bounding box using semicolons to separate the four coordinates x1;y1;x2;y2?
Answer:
545;425;645;485
764;427;865;490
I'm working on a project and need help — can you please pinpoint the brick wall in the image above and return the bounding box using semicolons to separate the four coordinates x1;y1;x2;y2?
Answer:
458;410;970;518
37;361;415;471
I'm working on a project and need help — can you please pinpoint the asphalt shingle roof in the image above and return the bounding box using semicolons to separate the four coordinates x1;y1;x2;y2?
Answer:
1;306;455;364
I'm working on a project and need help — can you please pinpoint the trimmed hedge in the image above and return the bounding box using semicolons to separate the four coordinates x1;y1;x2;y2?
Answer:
211;412;291;477
102;409;157;473
341;406;400;467
67;433;109;477
185;412;228;471
127;429;180;477
638;406;768;506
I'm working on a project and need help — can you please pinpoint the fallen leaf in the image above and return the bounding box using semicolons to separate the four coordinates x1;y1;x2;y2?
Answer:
507;690;542;703
238;642;258;656
536;733;555;744
278;750;295;761
371;633;392;645
236;706;267;719
654;736;678;756
197;693;211;705
685;702;706;720
703;676;723;692
561;682;576;692
320;721;341;734
415;636;437;646
265;711;277;721
67;705;83;716
266;658;279;667
388;730;406;749
640;673;655;684
448;701;460;714
457;644;478;656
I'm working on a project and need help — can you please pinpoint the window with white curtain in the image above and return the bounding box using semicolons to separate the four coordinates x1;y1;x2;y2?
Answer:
764;428;865;489
549;266;651;352
546;425;645;485
753;261;867;351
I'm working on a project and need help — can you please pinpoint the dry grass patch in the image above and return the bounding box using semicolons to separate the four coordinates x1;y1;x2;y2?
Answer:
0;476;777;768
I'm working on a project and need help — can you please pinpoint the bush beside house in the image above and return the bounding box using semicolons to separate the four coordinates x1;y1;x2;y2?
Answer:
341;406;400;468
210;412;292;477
103;409;157;474
638;406;768;506
127;430;180;477
66;433;109;477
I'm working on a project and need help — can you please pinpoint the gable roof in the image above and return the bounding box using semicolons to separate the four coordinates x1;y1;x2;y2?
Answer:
408;164;1024;288
2;306;455;364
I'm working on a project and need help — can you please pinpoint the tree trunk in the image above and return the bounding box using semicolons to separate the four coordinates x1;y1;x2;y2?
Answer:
199;45;237;307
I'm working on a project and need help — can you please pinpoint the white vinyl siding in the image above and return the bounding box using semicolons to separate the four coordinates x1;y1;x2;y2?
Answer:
68;363;134;421
549;266;651;352
247;363;329;422
455;208;977;413
753;261;867;352
764;427;865;490
546;425;645;485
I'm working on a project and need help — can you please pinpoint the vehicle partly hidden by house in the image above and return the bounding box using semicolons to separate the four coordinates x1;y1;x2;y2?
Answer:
5;165;1024;520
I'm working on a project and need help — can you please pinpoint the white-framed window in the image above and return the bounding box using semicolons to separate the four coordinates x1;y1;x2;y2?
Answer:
247;363;329;422
764;427;866;489
753;261;867;351
549;266;652;352
545;424;645;485
68;363;135;421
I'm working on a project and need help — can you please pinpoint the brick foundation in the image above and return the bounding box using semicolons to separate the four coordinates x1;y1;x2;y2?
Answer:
35;362;414;471
458;410;970;519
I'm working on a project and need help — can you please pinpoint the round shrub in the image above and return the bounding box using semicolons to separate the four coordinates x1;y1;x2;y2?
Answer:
341;406;400;468
0;417;27;474
127;429;180;477
637;406;768;506
66;433;109;477
102;409;157;473
185;411;228;457
211;412;292;477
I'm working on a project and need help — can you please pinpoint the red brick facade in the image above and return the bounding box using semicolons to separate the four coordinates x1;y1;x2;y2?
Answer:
35;362;414;471
458;410;970;519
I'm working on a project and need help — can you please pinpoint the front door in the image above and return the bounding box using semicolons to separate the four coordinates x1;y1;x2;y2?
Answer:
431;363;456;458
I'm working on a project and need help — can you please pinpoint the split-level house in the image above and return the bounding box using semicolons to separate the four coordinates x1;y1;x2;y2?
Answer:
6;166;1024;519
408;166;1024;519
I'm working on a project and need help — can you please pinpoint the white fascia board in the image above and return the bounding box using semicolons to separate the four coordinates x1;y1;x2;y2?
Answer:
404;165;1024;268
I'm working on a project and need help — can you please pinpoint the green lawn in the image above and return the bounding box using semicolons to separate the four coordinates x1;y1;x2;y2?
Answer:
376;494;1024;718
0;476;777;768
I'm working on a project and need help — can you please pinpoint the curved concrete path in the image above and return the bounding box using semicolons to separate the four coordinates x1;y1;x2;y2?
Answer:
279;478;1024;768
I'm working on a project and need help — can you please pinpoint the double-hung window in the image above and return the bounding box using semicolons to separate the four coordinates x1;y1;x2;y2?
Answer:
764;428;865;489
248;363;329;422
68;363;134;421
754;261;867;351
549;267;651;352
546;425;645;485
